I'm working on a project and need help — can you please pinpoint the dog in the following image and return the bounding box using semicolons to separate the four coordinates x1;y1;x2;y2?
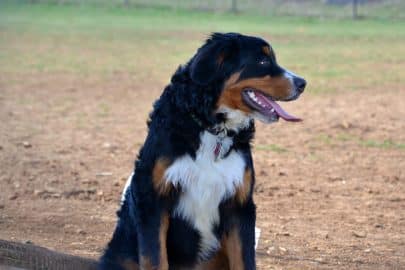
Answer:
99;33;306;270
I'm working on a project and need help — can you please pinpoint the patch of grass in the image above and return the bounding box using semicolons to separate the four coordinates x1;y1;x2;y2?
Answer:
255;144;288;153
316;134;333;145
0;3;404;94
360;139;405;150
98;103;110;117
335;133;356;142
315;132;405;150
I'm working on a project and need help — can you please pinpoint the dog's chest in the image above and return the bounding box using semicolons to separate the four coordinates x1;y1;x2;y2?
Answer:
164;131;246;259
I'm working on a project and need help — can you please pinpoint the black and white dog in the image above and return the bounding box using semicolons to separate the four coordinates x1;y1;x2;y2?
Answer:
99;33;306;270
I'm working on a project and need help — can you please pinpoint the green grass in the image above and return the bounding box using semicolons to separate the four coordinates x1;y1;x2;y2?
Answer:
360;139;405;150
315;133;405;150
1;2;405;92
6;0;405;20
255;144;288;153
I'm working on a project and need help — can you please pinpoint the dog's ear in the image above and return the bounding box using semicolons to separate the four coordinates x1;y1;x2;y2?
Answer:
190;33;238;85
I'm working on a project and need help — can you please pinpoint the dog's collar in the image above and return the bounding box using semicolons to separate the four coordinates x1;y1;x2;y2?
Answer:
190;113;234;160
189;113;236;138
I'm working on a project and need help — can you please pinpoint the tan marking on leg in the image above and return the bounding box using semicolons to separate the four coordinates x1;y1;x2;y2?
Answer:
152;158;172;196
195;247;229;270
235;168;252;204
159;213;169;270
121;259;139;270
138;213;169;270
223;229;244;270
139;256;153;270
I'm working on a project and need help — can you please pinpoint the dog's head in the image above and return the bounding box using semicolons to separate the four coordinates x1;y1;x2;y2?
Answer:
188;33;306;127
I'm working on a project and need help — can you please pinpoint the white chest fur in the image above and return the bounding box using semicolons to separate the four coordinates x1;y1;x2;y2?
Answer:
164;131;246;259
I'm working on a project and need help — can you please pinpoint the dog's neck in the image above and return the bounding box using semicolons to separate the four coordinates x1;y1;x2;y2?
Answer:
190;107;252;137
190;107;252;160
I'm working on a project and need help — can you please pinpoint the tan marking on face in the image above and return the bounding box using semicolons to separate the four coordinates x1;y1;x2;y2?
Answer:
159;213;169;270
121;259;139;270
217;52;225;66
223;228;244;270
152;158;172;196
218;74;293;112
262;46;271;56
235;168;252;204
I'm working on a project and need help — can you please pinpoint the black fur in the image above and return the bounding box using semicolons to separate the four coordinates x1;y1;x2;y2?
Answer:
99;32;303;270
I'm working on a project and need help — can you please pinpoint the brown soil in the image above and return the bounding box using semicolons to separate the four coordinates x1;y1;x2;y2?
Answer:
0;73;404;269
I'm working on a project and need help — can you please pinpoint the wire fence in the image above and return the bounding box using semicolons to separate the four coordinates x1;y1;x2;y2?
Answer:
24;0;405;20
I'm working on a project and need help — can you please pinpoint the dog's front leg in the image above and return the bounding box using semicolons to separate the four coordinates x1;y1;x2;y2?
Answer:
134;158;172;270
136;210;169;270
223;200;256;270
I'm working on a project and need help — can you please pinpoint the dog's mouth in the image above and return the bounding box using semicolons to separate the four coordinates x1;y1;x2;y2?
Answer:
241;89;301;122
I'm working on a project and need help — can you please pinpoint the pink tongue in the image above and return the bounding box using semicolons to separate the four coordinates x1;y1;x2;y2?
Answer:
256;92;302;122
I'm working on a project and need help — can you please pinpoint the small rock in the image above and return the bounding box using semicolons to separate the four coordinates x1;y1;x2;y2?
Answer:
340;120;352;129
278;171;287;176
352;231;367;238
314;257;325;264
389;197;403;202
34;189;61;199
279;247;287;253
9;193;18;200
0;204;5;210
328;176;342;182
81;179;98;185
76;229;87;235
113;180;120;187
97;190;104;197
102;142;111;149
375;224;384;229
22;141;32;148
24;240;33;244
277;232;290;236
266;246;275;254
96;172;113;177
364;248;371;253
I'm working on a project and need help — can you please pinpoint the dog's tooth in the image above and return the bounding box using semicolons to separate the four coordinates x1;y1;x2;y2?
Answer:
271;108;275;112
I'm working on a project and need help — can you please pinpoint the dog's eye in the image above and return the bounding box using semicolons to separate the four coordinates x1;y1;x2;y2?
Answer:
259;59;270;66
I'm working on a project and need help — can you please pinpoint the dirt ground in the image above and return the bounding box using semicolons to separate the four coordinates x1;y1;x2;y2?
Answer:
0;72;404;269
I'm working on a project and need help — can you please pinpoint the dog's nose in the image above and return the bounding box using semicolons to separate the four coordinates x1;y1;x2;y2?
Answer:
294;77;306;93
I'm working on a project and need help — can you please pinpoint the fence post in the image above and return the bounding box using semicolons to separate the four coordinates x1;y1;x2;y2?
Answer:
352;0;358;19
231;0;238;13
124;0;130;7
